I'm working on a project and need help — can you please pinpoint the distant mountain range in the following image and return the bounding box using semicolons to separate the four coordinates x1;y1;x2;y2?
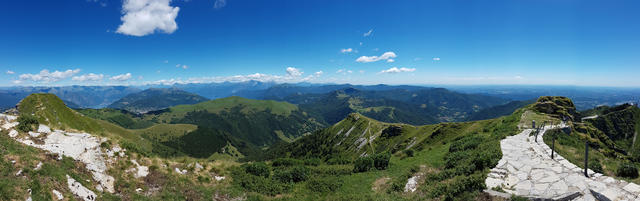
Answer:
108;88;209;113
2;82;639;112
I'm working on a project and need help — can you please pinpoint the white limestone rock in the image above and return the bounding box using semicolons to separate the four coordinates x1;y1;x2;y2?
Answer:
8;129;18;138
214;176;226;181
37;125;51;133
28;131;41;138
67;175;96;201
52;189;63;200
404;175;419;192
130;160;149;178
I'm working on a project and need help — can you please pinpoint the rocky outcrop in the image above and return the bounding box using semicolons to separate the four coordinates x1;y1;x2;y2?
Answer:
67;175;97;201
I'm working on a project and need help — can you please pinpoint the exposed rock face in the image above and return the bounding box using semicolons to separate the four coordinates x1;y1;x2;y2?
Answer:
52;189;63;200
130;160;149;178
17;131;115;193
67;175;97;201
404;175;419;192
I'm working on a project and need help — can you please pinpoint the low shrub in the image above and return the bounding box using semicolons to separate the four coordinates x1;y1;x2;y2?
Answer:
353;157;374;173
273;166;310;183
304;158;322;166
271;158;303;167
309;165;352;176
589;159;603;174
326;156;351;165
244;162;271;178
372;152;391;170
231;168;292;196
307;177;343;193
404;149;415;157
17;115;38;132
616;162;639;178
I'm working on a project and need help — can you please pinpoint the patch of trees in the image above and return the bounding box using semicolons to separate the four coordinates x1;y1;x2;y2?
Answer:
380;125;402;138
353;152;391;173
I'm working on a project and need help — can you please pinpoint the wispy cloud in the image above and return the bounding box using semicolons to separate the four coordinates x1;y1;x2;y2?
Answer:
176;64;188;69
18;69;80;83
363;29;373;37
116;0;180;37
356;51;397;63
379;67;416;74
147;67;318;85
432;57;441;61
341;48;353;53
72;73;105;82
214;0;226;9
110;73;133;81
6;70;15;75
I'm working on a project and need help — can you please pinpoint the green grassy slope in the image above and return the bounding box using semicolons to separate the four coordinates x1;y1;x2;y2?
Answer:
141;96;325;159
255;108;522;200
77;108;154;129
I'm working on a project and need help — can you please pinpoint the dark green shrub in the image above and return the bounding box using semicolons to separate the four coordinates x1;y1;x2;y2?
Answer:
404;149;415;157
373;152;391;170
304;158;322;166
381;125;403;138
271;158;303;167
309;165;352;176
589;159;603;174
17;115;38;132
307;177;343;193
274;166;310;183
244;162;271;178
616;162;639;178
326;156;351;165
353;156;374;173
389;182;403;192
231;168;292;196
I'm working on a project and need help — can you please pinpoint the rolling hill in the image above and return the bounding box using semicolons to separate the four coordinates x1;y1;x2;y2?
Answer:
141;96;326;158
277;87;507;125
108;88;209;113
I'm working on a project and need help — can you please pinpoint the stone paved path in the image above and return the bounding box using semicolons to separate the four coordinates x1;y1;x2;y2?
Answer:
486;124;640;200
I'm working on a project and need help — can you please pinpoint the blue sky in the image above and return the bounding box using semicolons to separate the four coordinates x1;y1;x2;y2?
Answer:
1;0;639;87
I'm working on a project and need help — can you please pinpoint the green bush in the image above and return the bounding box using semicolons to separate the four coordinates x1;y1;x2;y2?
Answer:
306;177;343;193
271;158;303;167
274;166;310;183
244;162;271;178
304;158;322;166
17;115;39;132
372;152;391;170
616;162;639;178
309;165;352;176
404;149;415;157
326;156;351;165
589;159;603;174
353;156;374;173
231;168;292;196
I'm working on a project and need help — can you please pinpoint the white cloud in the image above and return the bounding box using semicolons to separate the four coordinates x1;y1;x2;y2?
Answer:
433;57;441;61
163;60;169;63
379;67;416;74
336;69;353;75
175;64;188;69
286;67;303;77
363;29;373;37
386;59;395;63
359;42;363;46
515;75;523;79
6;70;14;75
72;73;105;82
314;71;324;76
116;0;180;37
214;0;226;9
110;73;133;81
341;48;353;53
18;69;80;83
356;51;397;63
